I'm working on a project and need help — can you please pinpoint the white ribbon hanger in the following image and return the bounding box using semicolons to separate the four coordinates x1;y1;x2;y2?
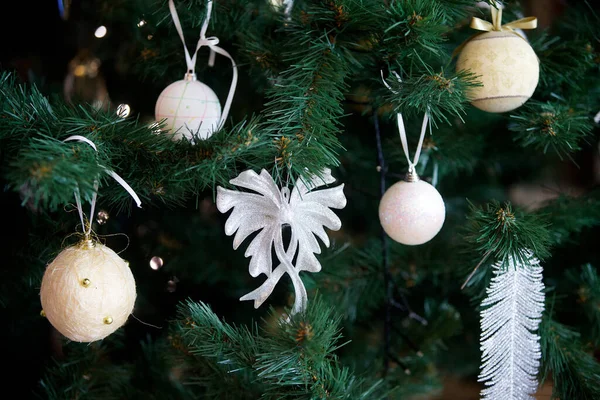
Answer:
380;70;431;178
63;135;142;237
168;0;238;130
397;111;430;177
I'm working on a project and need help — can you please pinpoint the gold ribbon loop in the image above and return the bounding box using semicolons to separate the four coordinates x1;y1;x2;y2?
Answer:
503;17;538;31
470;6;537;35
452;6;537;58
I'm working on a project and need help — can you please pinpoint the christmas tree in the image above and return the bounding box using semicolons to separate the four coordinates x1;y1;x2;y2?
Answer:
2;0;600;399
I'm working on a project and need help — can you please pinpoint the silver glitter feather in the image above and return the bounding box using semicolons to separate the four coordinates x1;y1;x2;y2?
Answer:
216;168;346;315
479;251;545;400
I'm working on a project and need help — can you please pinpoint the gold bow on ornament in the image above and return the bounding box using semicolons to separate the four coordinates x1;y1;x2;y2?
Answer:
453;6;537;57
470;6;537;40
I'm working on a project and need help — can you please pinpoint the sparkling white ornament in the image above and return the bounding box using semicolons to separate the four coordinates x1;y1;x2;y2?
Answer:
155;0;237;142
379;174;445;245
40;241;136;342
216;168;346;314
479;251;545;400
377;111;445;245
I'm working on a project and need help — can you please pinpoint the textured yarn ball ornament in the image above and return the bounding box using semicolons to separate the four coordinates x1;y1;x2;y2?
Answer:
155;76;222;141
456;31;539;113
40;241;136;342
378;178;445;245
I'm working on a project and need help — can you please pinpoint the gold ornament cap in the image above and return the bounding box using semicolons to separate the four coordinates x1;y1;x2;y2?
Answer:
184;72;197;81
404;168;420;183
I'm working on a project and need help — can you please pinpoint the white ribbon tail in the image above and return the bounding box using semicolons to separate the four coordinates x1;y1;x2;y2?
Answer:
210;45;238;129
380;70;398;94
64;135;98;151
105;169;142;208
240;266;287;308
208;48;216;67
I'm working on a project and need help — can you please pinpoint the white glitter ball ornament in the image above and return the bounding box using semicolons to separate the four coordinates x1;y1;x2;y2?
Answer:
40;241;136;342
378;174;445;245
155;74;222;141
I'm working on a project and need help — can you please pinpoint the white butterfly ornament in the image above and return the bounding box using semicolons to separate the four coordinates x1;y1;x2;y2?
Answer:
216;168;346;315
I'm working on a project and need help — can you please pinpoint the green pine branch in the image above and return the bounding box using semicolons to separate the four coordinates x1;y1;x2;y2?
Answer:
171;296;388;399
262;37;349;184
382;67;480;125
509;100;594;158
463;200;552;264
565;264;600;345
536;189;600;246
0;72;275;212
540;315;600;400
532;33;596;92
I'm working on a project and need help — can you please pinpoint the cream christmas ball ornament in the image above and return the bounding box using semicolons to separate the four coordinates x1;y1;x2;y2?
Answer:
379;171;446;246
156;0;237;142
40;240;137;342
455;7;539;113
155;73;222;141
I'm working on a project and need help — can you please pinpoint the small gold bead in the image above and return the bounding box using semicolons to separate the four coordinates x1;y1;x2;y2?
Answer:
103;316;113;325
40;309;46;317
81;278;91;287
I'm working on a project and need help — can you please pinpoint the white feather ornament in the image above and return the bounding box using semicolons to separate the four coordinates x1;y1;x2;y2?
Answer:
216;168;346;315
479;251;545;400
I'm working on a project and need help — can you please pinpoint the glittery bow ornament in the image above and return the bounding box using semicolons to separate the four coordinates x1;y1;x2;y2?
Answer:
216;168;346;315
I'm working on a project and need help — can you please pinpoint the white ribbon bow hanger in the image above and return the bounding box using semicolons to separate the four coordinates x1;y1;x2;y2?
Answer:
168;0;238;130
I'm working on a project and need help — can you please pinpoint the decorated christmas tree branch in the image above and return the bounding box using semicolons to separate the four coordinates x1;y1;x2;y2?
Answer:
0;72;274;212
172;297;388;399
539;315;600;400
